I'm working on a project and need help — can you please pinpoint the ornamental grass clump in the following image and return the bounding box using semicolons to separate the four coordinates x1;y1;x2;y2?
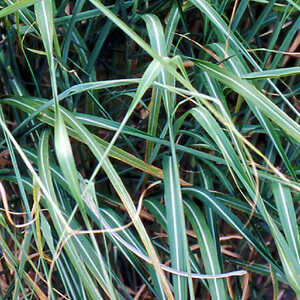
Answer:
0;0;299;299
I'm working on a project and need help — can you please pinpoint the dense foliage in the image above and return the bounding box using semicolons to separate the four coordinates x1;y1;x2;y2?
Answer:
0;0;299;299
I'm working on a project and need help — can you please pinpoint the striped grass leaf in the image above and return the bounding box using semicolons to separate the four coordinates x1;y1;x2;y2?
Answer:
190;106;254;196
34;0;62;163
203;161;234;194
32;177;42;259
249;170;300;194
271;183;300;260
54;108;116;299
54;111;114;297
286;0;300;11
149;83;293;193
86;0;235;146
187;0;248;58
178;130;219;153
194;161;222;262
196;61;300;143
34;0;53;65
165;2;181;54
0;0;37;18
37;129;95;297
23;146;71;196
54;8;102;26
142;14;176;162
0;107;30;214
2;0;299;297
54;110;85;214
1;175;42;201
195;164;213;190
33;1;74;241
14;231;35;299
184;199;228;300
196;70;255;191
271;265;280;300
142;13;166;161
0;131;52;300
163;156;192;299
213;183;300;295
248;0;298;13
0;115;66;229
0;173;249;294
241;101;297;181
241;67;300;80
142;14;167;57
58;79;141;100
259;10;289;70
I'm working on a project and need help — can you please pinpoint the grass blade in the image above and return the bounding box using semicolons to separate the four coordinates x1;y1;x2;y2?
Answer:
0;0;37;18
163;156;189;299
241;67;300;79
184;199;227;300
272;183;300;260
